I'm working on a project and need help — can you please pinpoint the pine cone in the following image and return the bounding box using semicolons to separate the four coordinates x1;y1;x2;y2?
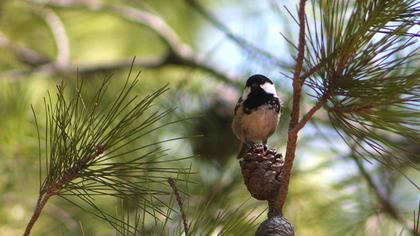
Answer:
255;215;295;236
239;144;284;200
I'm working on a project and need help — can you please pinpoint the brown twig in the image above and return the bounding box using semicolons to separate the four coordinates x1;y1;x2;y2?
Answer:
300;59;326;83
291;93;329;134
23;193;52;236
2;194;78;233
167;177;188;236
276;0;307;215
23;148;103;236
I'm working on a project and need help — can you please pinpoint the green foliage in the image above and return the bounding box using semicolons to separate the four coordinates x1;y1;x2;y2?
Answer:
302;0;419;183
31;66;191;234
115;191;264;236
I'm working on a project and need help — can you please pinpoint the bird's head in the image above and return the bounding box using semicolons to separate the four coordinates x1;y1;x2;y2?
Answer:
242;74;277;100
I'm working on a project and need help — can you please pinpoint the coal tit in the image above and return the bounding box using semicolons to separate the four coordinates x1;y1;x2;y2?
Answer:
232;74;281;158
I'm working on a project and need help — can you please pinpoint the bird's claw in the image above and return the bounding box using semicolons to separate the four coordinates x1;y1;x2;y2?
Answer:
263;144;269;155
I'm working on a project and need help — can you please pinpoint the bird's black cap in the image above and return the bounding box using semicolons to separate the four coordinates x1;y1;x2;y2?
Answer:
246;74;273;87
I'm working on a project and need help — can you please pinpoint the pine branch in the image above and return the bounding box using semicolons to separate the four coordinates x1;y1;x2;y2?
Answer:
113;179;264;235
291;92;328;134
269;0;419;220
167;177;188;236
276;0;307;215
303;0;420;184
0;30;167;78
24;144;105;236
24;65;191;235
23;193;51;236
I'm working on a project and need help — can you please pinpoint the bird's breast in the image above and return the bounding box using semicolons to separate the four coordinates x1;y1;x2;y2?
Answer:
232;104;280;142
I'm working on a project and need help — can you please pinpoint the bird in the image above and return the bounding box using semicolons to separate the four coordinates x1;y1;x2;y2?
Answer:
232;74;281;158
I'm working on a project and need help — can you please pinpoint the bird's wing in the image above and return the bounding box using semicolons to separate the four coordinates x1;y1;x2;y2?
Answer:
269;97;282;113
234;97;242;115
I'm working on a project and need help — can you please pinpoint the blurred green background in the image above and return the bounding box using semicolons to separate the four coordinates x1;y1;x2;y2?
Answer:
0;0;418;235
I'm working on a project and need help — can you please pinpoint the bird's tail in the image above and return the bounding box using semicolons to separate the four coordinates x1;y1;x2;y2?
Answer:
236;142;247;159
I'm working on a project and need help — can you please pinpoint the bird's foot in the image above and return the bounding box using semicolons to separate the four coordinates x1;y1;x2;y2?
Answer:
245;142;257;151
263;144;268;151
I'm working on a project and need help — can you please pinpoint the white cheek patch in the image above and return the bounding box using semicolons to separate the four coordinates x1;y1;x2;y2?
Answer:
242;87;251;100
260;82;278;97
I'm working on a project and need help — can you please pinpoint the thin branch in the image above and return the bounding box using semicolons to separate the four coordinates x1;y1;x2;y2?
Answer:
185;0;290;68
40;8;70;68
167;177;188;236
23;148;104;236
108;4;191;59
0;31;49;66
3;1;239;87
300;58;326;82
0;56;166;81
351;155;416;234
2;194;78;233
277;0;307;214
23;193;52;236
76;1;240;86
291;93;328;133
44;202;78;231
75;56;169;73
312;122;417;234
415;202;420;234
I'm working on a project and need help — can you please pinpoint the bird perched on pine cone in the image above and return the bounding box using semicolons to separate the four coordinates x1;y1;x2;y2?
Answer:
232;74;281;158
